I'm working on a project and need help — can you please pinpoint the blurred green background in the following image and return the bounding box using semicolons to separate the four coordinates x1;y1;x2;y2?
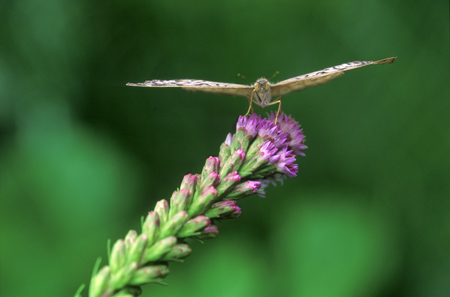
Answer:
1;0;449;296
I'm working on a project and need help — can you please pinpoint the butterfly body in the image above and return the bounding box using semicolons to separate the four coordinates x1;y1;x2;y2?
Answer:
253;78;272;108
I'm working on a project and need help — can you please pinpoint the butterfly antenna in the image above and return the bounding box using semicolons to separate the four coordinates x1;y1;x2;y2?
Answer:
269;71;280;81
237;73;253;82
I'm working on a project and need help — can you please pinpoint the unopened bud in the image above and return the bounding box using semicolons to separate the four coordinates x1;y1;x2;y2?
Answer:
130;265;169;286
197;225;219;239
159;211;188;238
188;186;218;217
144;236;177;262
177;215;211;238
142;211;160;247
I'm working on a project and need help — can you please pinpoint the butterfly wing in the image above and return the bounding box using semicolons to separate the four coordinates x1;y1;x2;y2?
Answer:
271;57;396;97
127;79;253;98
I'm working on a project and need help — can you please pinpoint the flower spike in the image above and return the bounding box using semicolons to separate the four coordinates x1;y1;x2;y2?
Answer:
84;112;306;297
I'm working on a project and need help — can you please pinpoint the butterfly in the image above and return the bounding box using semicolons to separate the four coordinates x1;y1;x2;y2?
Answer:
127;57;396;122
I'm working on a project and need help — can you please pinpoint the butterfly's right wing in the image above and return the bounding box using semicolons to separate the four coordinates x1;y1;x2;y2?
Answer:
271;57;396;97
127;79;253;98
271;72;344;97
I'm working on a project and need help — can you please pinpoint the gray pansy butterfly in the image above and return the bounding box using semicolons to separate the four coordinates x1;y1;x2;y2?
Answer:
127;57;396;122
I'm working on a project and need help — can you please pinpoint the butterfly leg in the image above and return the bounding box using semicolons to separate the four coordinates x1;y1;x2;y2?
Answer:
267;97;282;124
244;89;256;116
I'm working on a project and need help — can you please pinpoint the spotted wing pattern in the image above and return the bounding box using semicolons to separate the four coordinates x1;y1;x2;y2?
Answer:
126;79;253;97
271;57;396;97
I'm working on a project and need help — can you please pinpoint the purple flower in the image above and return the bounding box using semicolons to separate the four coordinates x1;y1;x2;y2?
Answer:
274;146;298;177
269;112;307;156
257;119;287;148
221;112;305;197
259;140;280;163
236;114;261;137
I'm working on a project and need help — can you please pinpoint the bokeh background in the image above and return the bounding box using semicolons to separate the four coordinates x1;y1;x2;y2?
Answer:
1;0;449;296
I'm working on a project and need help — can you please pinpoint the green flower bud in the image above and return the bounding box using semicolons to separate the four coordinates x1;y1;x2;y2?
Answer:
169;189;191;218
220;148;246;177
89;266;111;297
188;186;218;217
142;211;160;247
159;211;188;238
126;233;148;265
199;171;220;189
110;240;126;273
245;136;265;159
216;171;241;197
218;134;233;164
201;156;220;180
130;265;170;285
231;128;251;152
161;244;192;261
177;215;211;238
154;199;169;226
197;225;219;239
110;262;137;290
226;181;262;200
124;230;138;250
144;236;177;262
205;200;241;219
180;174;197;193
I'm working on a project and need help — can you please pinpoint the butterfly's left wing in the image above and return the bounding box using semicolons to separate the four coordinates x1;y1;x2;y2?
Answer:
271;57;396;97
127;79;253;98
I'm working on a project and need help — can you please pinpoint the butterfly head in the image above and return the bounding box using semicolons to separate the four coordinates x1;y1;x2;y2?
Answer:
253;78;272;108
